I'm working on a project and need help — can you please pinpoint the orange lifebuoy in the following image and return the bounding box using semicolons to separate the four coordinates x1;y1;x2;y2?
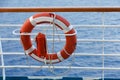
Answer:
20;12;77;64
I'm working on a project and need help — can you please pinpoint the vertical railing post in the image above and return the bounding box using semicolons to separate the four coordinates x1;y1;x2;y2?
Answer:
102;12;105;80
0;38;6;80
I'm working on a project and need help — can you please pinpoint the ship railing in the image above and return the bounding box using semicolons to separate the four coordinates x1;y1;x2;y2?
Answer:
0;7;120;80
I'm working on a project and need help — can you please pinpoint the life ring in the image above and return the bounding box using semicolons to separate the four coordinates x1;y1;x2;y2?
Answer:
20;12;77;64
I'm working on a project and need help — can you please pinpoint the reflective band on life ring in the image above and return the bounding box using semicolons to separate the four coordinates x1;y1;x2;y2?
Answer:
20;12;77;64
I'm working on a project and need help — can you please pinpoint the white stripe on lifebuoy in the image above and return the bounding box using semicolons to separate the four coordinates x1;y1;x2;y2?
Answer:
68;25;73;32
34;17;53;24
29;16;36;26
29;17;72;33
52;17;72;33
57;52;64;61
25;45;35;55
30;53;59;63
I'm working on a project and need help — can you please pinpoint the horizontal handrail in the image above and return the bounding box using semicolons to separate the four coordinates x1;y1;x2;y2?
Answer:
0;6;120;12
1;52;120;56
0;65;120;70
1;24;120;28
1;38;120;42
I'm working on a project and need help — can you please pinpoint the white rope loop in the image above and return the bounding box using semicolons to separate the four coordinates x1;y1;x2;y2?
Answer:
12;28;77;36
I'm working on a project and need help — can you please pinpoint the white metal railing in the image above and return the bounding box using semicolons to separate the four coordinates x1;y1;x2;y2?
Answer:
0;6;120;80
1;24;120;80
0;38;5;80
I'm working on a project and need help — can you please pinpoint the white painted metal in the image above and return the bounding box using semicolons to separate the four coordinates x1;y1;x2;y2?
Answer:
1;52;120;56
1;24;120;80
1;24;120;28
0;39;6;80
1;38;120;42
0;66;120;70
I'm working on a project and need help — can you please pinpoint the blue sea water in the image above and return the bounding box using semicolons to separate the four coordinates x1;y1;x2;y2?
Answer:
0;0;120;78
